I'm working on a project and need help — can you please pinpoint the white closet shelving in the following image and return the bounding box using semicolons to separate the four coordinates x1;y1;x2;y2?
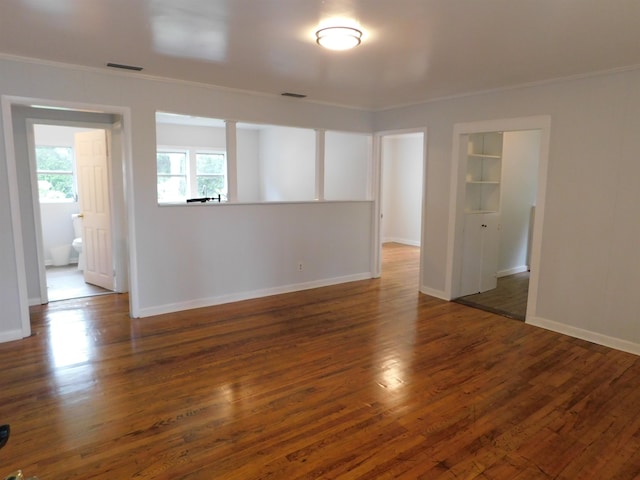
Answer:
464;132;503;214
460;132;504;296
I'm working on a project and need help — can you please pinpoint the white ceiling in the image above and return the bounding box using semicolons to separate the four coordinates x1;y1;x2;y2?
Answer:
2;0;640;110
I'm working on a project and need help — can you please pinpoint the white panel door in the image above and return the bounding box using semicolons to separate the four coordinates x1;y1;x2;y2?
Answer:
459;213;500;296
460;214;484;296
75;130;114;290
479;213;500;293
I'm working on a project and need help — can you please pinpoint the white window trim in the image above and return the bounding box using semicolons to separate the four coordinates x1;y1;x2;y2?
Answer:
193;149;227;199
157;145;227;203
35;145;77;204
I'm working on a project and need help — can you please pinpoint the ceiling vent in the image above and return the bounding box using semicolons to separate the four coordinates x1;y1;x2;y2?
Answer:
281;92;307;99
106;62;143;72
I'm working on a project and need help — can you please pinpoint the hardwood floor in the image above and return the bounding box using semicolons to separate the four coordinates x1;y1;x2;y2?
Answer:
1;243;639;479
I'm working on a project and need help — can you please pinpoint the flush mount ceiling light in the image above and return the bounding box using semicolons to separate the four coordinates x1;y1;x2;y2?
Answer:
316;26;363;51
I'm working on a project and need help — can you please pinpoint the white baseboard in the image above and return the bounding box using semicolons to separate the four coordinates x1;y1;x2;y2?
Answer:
420;286;449;301
45;258;79;267
497;265;528;278
28;297;43;306
382;238;420;247
137;272;373;318
0;329;24;344
527;315;640;356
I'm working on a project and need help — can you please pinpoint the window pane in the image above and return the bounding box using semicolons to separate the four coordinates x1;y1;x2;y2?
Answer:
35;146;75;202
197;175;225;198
38;173;74;202
36;146;73;172
157;152;187;174
196;153;225;174
157;176;186;202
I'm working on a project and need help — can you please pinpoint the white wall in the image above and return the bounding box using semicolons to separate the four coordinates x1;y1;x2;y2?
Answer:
0;55;374;342
0;110;22;342
156;122;226;147
236;127;260;202
375;68;640;353
39;202;79;264
381;134;423;246
497;130;540;276
324;131;371;200
137;201;372;315
258;125;316;201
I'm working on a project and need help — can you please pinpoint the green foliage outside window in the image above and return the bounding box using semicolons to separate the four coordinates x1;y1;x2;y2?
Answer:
196;153;226;198
156;150;227;203
36;146;75;202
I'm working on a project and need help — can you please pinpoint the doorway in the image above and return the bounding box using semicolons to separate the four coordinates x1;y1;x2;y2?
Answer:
445;116;551;323
455;129;540;320
378;130;426;286
31;123;115;302
2;97;134;340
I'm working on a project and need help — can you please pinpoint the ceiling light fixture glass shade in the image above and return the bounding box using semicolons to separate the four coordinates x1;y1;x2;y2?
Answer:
316;26;362;50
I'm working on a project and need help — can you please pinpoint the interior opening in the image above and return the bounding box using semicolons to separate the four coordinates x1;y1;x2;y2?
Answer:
380;132;425;285
33;124;116;301
454;129;542;320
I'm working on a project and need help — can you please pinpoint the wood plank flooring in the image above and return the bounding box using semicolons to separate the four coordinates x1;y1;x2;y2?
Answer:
1;243;639;479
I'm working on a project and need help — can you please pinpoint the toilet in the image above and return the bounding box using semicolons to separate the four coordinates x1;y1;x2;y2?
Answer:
71;213;85;271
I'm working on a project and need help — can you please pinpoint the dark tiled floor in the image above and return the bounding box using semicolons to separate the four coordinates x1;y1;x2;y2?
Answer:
46;265;112;302
455;271;530;321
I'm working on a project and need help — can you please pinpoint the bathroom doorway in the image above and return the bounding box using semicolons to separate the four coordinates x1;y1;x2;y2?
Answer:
31;122;115;302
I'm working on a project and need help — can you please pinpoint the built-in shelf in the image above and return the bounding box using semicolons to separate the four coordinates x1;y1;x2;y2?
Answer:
464;132;503;214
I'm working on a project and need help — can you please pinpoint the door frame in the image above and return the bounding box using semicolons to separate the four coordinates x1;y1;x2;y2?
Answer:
26;121;116;303
1;95;137;339
444;115;551;322
372;127;428;286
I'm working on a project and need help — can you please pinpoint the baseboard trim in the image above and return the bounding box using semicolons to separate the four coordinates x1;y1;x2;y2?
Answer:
0;329;24;344
28;297;43;307
420;286;449;301
137;272;373;318
382;238;420;247
497;265;528;278
527;316;640;356
45;259;79;267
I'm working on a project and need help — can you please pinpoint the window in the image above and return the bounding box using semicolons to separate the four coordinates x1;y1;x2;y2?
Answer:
157;148;227;203
36;146;76;202
157;150;187;203
196;152;226;197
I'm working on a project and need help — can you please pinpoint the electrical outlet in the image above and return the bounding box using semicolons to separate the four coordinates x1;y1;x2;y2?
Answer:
298;262;303;271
